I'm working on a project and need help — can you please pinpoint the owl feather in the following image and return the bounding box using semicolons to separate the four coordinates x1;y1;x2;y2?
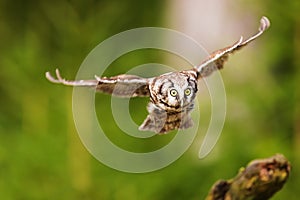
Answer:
46;17;270;134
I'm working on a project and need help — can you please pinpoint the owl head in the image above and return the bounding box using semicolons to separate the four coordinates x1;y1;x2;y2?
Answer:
149;71;198;112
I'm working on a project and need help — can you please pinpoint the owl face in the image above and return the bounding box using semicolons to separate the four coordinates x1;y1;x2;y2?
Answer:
149;72;198;112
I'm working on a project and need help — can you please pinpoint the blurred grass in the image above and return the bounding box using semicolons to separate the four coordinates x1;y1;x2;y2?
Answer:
0;0;299;199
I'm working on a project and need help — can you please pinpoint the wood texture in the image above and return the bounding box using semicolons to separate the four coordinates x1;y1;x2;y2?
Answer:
205;154;291;200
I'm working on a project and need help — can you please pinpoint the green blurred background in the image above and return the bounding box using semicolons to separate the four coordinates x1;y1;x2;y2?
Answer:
0;0;299;199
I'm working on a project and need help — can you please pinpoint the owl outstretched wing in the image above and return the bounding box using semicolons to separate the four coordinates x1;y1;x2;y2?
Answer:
193;16;270;78
46;69;150;97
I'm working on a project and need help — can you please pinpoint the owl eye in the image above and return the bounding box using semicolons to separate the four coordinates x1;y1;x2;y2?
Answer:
170;89;178;97
184;88;191;96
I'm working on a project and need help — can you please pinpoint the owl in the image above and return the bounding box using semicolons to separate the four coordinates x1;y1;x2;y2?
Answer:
46;17;270;134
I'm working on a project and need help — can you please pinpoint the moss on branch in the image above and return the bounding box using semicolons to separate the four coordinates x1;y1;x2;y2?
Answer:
205;154;291;200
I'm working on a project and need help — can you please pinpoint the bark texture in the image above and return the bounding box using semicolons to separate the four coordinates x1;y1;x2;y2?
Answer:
205;154;291;200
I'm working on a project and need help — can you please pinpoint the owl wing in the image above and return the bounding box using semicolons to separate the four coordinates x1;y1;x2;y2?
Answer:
193;16;270;78
46;69;150;97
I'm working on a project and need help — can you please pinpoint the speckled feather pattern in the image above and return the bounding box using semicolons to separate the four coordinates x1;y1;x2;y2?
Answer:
45;17;270;134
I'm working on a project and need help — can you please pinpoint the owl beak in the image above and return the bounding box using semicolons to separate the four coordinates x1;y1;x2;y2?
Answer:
180;99;185;107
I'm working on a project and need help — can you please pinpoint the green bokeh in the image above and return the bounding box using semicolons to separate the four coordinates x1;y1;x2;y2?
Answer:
0;0;299;199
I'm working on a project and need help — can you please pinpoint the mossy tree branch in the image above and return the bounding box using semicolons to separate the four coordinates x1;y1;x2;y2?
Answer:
205;154;291;200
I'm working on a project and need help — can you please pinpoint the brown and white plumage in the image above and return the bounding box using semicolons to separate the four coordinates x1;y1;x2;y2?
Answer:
46;17;270;134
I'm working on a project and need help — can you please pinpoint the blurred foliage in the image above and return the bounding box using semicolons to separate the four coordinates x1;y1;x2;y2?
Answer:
0;0;299;199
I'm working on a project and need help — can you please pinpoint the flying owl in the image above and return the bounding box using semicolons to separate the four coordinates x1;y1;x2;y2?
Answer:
46;17;270;134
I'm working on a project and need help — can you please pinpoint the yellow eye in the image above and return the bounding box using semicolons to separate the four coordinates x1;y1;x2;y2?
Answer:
185;88;191;96
170;89;178;97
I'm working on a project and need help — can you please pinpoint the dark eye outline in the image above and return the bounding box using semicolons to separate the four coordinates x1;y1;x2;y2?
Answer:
184;88;192;96
170;89;178;97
